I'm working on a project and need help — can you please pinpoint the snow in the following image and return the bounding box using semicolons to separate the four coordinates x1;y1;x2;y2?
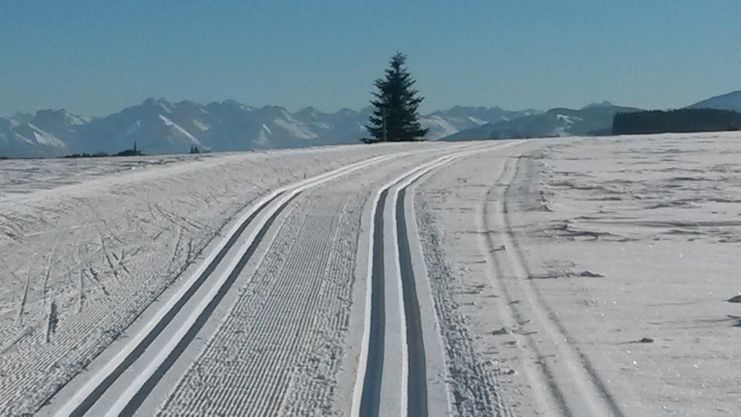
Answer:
2;100;530;157
75;155;399;417
515;132;741;416
256;129;270;147
555;113;581;124
415;131;741;416
158;101;174;114
423;115;459;139
0;142;451;415
0;155;200;200
15;124;66;148
466;116;488;125
66;114;90;126
272;117;318;140
158;115;202;145
27;125;64;147
192;120;209;131
4;133;741;416
152;144;466;416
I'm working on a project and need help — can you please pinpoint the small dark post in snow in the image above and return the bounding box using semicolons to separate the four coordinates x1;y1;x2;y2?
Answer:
78;270;85;313
46;301;59;343
17;271;31;325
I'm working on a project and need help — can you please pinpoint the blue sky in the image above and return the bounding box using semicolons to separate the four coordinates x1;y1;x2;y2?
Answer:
1;0;740;116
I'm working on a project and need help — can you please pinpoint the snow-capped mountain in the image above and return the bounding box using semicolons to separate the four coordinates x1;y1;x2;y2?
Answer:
0;99;535;158
78;98;207;155
422;106;540;139
0;111;78;158
687;90;741;113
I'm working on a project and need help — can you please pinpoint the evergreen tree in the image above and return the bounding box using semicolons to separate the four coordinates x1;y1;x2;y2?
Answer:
365;52;428;142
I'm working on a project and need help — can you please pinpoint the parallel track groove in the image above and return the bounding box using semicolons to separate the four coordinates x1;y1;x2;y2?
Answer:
42;143;498;417
44;152;412;417
355;142;522;417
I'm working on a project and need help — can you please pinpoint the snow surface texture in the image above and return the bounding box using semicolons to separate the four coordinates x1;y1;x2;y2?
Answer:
0;142;451;416
519;132;741;416
152;145;490;417
158;194;354;416
416;132;741;416
3;133;741;416
0;154;201;199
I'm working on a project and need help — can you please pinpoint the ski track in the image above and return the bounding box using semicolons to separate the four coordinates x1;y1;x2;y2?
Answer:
159;195;351;416
11;136;723;416
46;150;445;417
141;143;490;417
154;148;464;416
415;166;515;417
353;142;521;417
0;144;450;416
419;146;623;417
489;156;623;417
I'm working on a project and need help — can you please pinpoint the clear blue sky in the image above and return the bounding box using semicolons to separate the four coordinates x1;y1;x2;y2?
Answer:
1;0;740;116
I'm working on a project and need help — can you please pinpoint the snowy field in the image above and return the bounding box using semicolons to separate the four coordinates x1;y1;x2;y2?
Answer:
417;132;741;416
1;134;740;417
0;154;204;199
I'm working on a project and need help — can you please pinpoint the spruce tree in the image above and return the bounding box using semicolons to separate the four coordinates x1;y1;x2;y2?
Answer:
365;52;428;142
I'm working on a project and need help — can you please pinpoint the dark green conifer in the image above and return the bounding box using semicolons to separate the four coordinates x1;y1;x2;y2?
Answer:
365;52;428;142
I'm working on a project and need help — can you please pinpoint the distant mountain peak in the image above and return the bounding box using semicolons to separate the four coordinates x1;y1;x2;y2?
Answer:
141;97;174;114
444;102;642;141
581;101;616;109
688;90;741;112
33;108;90;126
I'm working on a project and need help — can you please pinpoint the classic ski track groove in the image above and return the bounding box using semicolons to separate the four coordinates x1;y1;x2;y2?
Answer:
354;141;522;417
160;196;345;416
45;143;482;417
480;154;625;417
44;150;416;417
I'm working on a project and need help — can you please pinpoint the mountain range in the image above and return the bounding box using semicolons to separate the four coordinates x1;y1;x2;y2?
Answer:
441;102;644;141
444;91;741;141
2;90;740;158
0;99;535;158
